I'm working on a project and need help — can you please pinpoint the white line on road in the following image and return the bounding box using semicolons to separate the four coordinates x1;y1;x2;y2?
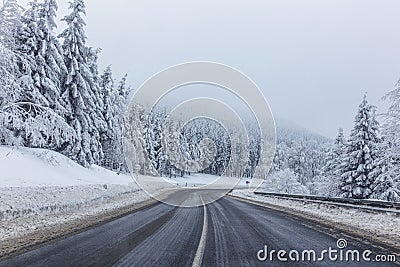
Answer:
192;195;208;267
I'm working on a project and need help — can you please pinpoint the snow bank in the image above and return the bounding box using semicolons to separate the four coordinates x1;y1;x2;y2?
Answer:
0;146;133;187
0;146;172;220
0;146;171;255
0;185;144;220
0;146;130;218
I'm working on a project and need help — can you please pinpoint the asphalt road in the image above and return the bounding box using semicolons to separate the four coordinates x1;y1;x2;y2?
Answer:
0;190;398;267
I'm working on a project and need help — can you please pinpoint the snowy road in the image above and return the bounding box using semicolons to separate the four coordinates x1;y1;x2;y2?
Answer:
0;190;397;267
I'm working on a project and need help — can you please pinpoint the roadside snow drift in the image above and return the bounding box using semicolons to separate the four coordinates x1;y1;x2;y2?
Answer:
0;145;170;256
0;146;133;187
0;146;171;221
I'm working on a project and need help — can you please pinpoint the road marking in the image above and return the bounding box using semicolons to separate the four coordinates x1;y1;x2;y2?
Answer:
192;195;208;267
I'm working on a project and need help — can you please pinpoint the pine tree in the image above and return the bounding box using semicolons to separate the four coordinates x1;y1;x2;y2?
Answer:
339;95;380;199
37;0;68;115
86;46;105;125
146;112;163;172
99;65;129;170
117;73;131;99
369;79;400;201
0;0;74;148
1;0;28;104
162;117;183;177
59;0;104;166
16;0;51;110
322;128;346;196
112;74;130;171
0;27;22;145
17;0;58;108
370;138;400;201
123;103;156;175
99;65;113;168
0;0;22;106
0;0;23;48
100;65;115;136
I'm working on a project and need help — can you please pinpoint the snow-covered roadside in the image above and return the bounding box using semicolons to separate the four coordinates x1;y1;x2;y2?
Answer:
0;146;136;187
0;185;140;220
0;146;170;222
0;146;172;257
230;190;400;250
163;174;250;188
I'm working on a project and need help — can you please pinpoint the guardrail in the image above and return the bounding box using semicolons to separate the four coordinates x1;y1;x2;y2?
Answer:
254;191;400;211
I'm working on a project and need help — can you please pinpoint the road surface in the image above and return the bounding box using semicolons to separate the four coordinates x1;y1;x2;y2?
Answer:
0;190;398;267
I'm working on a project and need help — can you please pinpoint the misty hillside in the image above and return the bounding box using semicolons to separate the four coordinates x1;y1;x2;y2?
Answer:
262;119;332;196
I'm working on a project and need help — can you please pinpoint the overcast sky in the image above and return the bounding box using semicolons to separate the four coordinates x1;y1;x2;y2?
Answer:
20;0;400;138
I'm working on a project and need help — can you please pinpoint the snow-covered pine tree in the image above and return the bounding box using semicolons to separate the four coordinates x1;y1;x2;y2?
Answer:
16;1;52;124
146;111;163;173
99;64;113;168
0;0;22;47
370;137;400;201
18;0;65;111
161;116;183;177
86;46;106;125
59;0;104;166
0;0;21;107
288;141;307;185
226;130;249;178
112;74;130;171
99;65;128;170
36;0;68;115
0;0;75;148
369;79;400;201
123;103;156;175
100;65;115;137
0;14;22;145
321;128;346;196
272;142;288;171
1;0;29;100
118;73;131;99
339;95;380;199
16;0;50;107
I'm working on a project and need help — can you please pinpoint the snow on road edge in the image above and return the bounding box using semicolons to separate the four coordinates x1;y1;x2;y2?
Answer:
230;190;400;251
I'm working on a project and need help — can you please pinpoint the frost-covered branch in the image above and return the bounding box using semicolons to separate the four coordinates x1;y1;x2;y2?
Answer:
0;101;76;148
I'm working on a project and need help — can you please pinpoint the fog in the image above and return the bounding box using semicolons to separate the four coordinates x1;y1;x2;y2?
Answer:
20;0;400;137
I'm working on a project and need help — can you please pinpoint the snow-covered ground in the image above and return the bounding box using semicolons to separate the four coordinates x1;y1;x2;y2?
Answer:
0;146;172;256
0;146;135;187
0;145;168;221
231;190;400;250
164;173;219;187
164;173;249;188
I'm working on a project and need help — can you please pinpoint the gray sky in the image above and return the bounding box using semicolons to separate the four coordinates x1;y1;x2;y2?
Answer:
21;0;400;138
